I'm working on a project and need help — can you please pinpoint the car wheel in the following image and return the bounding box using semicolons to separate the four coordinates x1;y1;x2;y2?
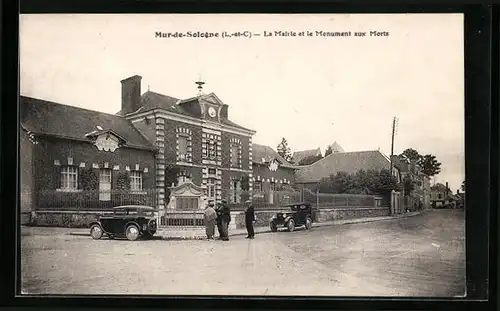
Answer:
90;224;103;240
270;222;278;232
305;217;313;230
287;219;295;232
125;224;140;241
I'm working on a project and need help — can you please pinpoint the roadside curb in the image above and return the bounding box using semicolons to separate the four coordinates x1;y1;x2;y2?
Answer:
68;210;426;239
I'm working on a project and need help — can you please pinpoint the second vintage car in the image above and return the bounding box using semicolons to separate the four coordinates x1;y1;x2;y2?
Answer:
89;205;158;241
269;202;315;232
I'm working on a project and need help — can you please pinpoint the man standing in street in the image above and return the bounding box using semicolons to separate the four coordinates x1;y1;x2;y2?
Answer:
215;202;224;240
203;201;217;240
244;200;256;239
220;199;231;241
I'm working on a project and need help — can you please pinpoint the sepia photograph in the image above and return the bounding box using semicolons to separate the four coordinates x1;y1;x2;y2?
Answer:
19;13;465;297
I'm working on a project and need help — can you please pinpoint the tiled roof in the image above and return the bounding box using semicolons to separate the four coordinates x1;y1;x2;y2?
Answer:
431;183;448;191
252;144;296;169
291;148;322;164
21;96;155;150
295;150;391;183
117;91;253;132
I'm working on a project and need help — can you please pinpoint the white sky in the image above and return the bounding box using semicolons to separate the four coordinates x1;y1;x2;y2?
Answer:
20;14;465;192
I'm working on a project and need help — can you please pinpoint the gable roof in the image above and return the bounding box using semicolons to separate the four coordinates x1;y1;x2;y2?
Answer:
328;141;345;153
21;96;155;150
291;148;322;164
295;150;391;183
117;91;252;132
431;183;449;192
252;144;296;169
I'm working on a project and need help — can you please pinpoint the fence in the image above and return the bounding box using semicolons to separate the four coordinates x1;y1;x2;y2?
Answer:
35;189;157;210
302;188;386;208
161;210;204;227
226;190;302;210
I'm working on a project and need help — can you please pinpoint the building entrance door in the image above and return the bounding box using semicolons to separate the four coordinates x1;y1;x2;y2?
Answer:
99;169;112;201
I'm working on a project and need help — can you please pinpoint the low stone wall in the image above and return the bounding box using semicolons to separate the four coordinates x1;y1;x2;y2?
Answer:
315;207;390;222
24;206;391;229
230;206;390;229
22;210;114;228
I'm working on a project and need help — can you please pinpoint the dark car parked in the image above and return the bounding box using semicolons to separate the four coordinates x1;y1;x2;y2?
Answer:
269;202;315;232
89;205;158;241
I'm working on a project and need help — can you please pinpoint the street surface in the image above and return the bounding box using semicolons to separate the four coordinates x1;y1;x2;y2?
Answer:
21;209;465;296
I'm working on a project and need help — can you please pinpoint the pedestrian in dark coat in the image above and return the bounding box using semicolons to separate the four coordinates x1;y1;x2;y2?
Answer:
215;203;224;240
244;200;256;239
220;200;231;241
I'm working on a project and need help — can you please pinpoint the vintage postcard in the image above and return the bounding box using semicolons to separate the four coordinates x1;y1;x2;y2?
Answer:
19;13;465;296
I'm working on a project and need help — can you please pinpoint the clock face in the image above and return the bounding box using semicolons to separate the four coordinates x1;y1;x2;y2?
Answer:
208;107;217;117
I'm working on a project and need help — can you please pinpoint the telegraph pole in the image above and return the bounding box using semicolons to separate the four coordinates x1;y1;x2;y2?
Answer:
389;117;396;173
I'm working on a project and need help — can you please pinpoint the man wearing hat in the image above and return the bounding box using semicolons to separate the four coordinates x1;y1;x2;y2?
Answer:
220;199;231;241
244;200;256;239
215;202;224;239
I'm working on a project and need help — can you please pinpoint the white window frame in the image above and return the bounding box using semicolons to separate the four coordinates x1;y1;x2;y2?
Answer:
230;143;241;168
231;180;241;204
130;171;143;192
207;178;216;200
254;180;263;192
178;135;189;161
60;166;78;191
204;141;216;160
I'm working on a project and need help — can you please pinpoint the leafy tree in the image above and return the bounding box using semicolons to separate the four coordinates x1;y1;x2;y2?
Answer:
79;168;99;190
399;148;422;162
241;175;250;191
419;154;442;177
399;148;442;178
403;175;415;195
298;154;323;165
370;169;401;195
116;171;131;191
318;172;353;194
318;169;400;196
325;146;333;156
276;138;292;162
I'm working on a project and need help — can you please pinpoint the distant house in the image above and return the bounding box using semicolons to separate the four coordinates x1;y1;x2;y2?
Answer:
291;148;322;164
391;155;431;208
295;150;399;191
430;182;453;207
252;144;297;193
327;141;345;154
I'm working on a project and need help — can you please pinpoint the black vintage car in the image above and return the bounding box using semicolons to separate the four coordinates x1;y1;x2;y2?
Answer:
269;202;314;232
89;205;158;241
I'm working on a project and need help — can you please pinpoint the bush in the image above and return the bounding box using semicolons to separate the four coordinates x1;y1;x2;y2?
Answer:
79;168;99;190
116;171;130;190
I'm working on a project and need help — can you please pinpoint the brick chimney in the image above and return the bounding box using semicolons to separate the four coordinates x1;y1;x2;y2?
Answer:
121;75;142;115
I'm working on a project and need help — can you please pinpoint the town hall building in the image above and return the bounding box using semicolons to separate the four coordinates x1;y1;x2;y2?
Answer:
116;75;256;212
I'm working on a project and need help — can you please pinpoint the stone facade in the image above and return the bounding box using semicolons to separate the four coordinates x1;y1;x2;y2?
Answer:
122;80;256;213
